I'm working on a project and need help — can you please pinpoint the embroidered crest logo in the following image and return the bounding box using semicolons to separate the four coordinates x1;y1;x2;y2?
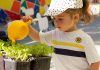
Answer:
75;37;82;43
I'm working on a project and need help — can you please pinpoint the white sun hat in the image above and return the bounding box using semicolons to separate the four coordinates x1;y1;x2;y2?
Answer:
44;0;83;16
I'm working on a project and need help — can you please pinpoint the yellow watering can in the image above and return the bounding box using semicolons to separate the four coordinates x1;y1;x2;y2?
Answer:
7;20;32;43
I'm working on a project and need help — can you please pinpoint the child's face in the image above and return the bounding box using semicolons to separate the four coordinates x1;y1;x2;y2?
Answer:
53;12;78;32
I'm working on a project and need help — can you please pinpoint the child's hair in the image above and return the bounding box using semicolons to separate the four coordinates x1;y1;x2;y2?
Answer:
64;0;92;24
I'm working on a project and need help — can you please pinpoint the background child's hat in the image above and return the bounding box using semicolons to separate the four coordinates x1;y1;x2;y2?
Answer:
44;0;83;16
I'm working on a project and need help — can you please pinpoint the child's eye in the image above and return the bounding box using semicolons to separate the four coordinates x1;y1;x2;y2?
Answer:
58;18;63;21
52;17;64;23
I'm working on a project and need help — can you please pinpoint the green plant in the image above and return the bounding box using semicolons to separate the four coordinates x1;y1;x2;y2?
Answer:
0;41;54;61
0;40;4;50
0;41;4;56
0;51;2;56
3;45;32;61
30;44;54;57
0;40;14;50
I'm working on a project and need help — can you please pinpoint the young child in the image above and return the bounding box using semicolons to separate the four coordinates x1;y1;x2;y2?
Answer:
22;0;100;70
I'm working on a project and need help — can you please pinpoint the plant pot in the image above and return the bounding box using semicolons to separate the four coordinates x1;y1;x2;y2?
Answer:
30;56;51;70
4;59;31;70
0;56;4;70
4;56;51;70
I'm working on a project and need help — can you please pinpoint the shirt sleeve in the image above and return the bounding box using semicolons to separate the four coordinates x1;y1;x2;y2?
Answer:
84;35;100;65
39;30;55;46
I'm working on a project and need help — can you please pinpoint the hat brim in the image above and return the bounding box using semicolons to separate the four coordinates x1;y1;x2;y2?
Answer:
43;8;68;16
43;0;83;16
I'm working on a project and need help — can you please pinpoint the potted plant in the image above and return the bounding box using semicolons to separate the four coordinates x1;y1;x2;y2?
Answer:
29;44;54;70
0;41;54;70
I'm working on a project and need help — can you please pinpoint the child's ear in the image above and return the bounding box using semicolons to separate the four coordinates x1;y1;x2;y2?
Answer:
73;14;80;23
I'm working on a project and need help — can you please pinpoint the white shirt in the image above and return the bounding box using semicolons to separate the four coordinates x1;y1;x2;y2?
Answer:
39;28;100;70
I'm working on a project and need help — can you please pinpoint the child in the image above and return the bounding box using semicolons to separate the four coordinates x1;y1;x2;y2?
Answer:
22;0;100;70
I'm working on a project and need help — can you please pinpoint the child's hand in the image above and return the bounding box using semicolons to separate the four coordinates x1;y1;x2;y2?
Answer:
22;16;32;22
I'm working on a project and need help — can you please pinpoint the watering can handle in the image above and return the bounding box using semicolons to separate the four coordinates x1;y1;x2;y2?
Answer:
24;18;38;25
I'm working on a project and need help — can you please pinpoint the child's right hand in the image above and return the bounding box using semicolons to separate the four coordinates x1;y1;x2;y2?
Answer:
22;16;32;22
